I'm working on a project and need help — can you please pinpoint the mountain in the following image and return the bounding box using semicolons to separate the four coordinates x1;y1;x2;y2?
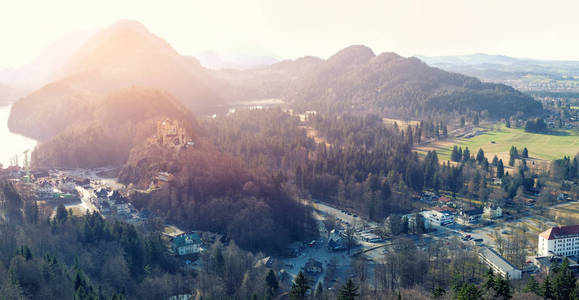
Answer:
217;45;542;118
197;51;279;70
53;20;221;111
0;83;24;106
418;53;579;92
30;87;194;168
9;20;225;142
0;28;95;93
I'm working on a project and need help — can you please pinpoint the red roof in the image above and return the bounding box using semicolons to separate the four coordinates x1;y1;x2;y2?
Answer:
439;196;451;203
540;225;579;240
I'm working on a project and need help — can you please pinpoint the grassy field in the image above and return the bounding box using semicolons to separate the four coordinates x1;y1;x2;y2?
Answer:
416;125;579;163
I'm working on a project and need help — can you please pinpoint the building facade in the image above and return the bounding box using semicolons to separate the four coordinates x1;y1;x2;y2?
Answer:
538;225;579;257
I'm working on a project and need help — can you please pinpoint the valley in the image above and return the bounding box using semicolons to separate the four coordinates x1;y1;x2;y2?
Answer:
1;9;579;300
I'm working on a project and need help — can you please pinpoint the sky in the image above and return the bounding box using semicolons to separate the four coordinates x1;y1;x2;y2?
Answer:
1;0;579;69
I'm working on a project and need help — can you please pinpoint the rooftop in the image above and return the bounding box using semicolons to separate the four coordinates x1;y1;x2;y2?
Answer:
540;225;579;240
479;246;519;273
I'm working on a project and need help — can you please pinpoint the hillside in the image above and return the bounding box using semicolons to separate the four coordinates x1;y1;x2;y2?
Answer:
31;87;194;168
8;20;223;142
119;136;315;252
217;45;543;118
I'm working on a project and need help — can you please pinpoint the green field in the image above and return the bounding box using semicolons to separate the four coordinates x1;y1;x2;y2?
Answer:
420;125;579;162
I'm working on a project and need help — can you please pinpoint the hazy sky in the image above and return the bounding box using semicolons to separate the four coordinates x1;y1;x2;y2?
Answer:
1;0;579;69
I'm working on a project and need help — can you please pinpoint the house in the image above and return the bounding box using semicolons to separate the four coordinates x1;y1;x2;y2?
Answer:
538;225;579;257
172;233;203;256
557;193;569;201
422;210;454;226
461;208;483;223
438;196;452;204
433;205;456;214
304;258;323;275
478;246;522;280
483;205;502;219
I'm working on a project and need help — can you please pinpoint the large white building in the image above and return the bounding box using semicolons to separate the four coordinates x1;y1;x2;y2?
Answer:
538;225;579;257
479;246;522;280
421;210;454;226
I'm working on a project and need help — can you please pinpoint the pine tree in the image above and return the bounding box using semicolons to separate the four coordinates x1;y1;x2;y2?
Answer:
482;268;495;291
542;276;554;300
290;271;310;300
265;269;279;298
493;274;512;299
456;283;481;300
492;155;499;166
55;203;68;224
338;279;359;300
451;146;460;162
553;258;576;300
506;118;511;128
523;276;540;295
497;159;504;178
522;147;529;158
407;125;413;147
463;147;470;162
476;148;485;164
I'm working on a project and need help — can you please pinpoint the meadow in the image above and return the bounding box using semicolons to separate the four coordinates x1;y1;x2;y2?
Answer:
416;124;579;163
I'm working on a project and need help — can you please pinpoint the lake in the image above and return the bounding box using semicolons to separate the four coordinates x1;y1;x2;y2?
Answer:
0;104;37;167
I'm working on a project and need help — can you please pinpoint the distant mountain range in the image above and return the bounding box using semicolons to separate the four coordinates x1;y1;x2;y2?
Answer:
4;20;544;168
197;51;279;70
418;53;579;92
216;46;542;118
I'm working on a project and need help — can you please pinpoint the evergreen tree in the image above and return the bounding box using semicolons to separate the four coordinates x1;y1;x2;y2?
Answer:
492;155;499;166
482;268;495;291
497;160;504;178
542;276;554;300
432;286;446;299
338;279;359;300
290;271;310;300
505;118;511;128
493;274;512;299
473;113;479;126
460;116;466;128
55;203;68;224
265;269;279;298
522;147;529;158
476;148;485;164
407;125;413;147
451;146;460;162
523;276;540;296
553;258;576;300
456;283;482;300
463;147;470;162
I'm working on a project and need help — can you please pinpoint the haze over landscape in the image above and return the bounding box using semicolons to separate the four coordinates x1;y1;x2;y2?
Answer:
1;1;579;300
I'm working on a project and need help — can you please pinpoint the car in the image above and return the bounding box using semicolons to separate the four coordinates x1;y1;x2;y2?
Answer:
502;230;510;234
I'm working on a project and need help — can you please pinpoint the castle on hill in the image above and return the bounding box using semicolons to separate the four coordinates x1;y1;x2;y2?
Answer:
156;119;189;148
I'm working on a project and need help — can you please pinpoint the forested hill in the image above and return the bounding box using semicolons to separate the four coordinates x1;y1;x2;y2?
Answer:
215;45;543;118
30;87;195;168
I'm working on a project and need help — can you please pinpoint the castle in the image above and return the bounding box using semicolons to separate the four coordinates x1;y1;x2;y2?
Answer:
157;119;187;147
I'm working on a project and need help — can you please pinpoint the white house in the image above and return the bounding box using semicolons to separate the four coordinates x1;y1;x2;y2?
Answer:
172;233;203;256
538;225;579;257
483;205;502;219
422;210;454;226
